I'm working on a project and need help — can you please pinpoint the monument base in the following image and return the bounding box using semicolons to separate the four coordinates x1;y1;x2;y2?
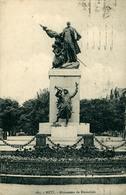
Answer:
36;122;94;147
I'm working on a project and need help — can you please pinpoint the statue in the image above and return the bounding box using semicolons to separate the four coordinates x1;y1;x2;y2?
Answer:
54;82;78;125
40;22;81;69
62;22;81;63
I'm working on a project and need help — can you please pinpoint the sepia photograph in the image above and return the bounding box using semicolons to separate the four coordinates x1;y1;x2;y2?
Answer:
0;0;126;194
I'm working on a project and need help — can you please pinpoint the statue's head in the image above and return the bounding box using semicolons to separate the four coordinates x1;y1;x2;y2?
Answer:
64;89;69;95
57;89;62;96
67;21;71;27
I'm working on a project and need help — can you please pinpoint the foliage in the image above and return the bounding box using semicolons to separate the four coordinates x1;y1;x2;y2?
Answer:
18;89;49;135
0;98;20;135
80;98;125;134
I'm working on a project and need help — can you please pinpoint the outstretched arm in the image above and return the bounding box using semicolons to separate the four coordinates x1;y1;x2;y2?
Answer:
39;24;59;38
70;82;79;99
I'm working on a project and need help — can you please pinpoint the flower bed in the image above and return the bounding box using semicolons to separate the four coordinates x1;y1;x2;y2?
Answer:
0;154;126;176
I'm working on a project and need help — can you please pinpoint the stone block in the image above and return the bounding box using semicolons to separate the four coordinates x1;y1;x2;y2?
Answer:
51;125;77;145
82;134;94;147
77;123;90;135
39;122;90;135
36;134;47;147
39;123;51;135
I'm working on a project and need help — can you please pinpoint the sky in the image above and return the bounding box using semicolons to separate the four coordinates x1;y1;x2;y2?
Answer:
0;0;126;104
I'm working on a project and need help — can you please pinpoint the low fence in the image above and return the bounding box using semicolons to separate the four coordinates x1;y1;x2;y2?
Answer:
1;135;126;151
0;136;36;149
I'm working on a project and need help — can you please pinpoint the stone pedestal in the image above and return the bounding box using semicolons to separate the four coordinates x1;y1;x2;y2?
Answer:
82;134;94;147
36;68;94;148
51;125;77;145
49;69;81;123
35;134;47;148
38;122;94;146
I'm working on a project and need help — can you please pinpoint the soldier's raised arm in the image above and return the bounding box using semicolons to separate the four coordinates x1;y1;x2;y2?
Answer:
70;82;78;99
39;24;59;38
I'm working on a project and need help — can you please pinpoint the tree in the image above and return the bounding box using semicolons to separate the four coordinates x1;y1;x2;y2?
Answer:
18;89;49;135
0;98;20;135
80;97;125;135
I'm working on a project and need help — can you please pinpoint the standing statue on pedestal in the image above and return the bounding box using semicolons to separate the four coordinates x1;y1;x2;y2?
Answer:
62;22;81;63
54;82;78;125
40;22;81;69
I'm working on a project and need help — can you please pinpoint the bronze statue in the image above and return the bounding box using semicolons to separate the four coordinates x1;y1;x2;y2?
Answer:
62;22;81;63
40;22;81;68
54;82;78;125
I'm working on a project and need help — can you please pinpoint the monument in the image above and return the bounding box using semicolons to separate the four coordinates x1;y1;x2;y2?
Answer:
0;21;126;186
36;22;94;147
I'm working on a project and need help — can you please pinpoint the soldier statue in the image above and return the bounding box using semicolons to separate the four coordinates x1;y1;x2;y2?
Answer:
54;82;78;125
